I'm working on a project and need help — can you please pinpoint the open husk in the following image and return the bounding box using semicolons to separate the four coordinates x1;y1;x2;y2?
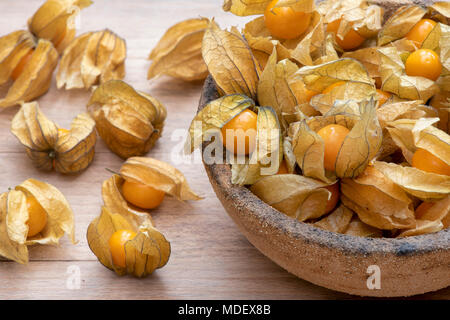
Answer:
0;179;75;264
87;80;166;159
57;29;126;90
28;0;93;53
11;101;96;174
148;18;209;81
0;32;58;108
87;206;170;277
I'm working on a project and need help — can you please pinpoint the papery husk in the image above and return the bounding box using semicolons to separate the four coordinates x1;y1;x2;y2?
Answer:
28;0;93;52
202;21;260;100
341;166;415;230
376;100;438;128
222;0;314;16
0;192;28;264
313;204;353;233
87;80;166;159
342;48;381;80
11;101;96;174
377;5;426;46
397;219;444;237
417;195;450;225
148;18;209;81
294;58;373;93
430;91;450;133
377;46;439;101
120;157;202;201
430;2;450;24
57;29;126;90
374;160;450;200
318;0;383;39
289;98;382;182
15;178;76;245
0;38;58;108
283;137;296;173
87;206;170;277
185;94;254;154
250;174;331;221
231;106;282;185
344;216;383;237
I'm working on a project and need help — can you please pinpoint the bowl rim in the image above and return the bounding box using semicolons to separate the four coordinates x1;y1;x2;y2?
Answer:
199;75;450;257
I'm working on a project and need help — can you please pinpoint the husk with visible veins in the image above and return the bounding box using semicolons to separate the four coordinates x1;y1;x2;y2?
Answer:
57;29;126;90
341;166;415;230
231;106;282;185
0;37;58;108
313;204;354;233
222;0;314;16
202;21;260;100
376;100;438;128
11;101;96;174
344;216;383;237
0;179;75;264
87;206;170;277
318;0;383;40
342;48;381;80
377;5;426;46
417;195;450;227
374;160;450;200
430;2;450;25
87;80;166;159
250;174;332;221
185;94;254;154
377;46;439;101
28;0;93;53
148;18;209;81
289;98;382;182
293;58;373;93
120;157;202;201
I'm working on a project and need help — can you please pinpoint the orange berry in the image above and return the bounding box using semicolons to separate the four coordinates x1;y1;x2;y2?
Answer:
406;19;437;47
221;109;258;155
122;180;165;209
317;124;350;172
323;182;340;214
415;201;435;219
26;196;48;238
376;89;392;106
322;81;346;94
264;0;311;40
405;49;442;81
109;229;137;268
326;19;365;50
11;49;33;81
412;148;450;176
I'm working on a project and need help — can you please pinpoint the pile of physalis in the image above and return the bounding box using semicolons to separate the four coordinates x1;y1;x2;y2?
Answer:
0;179;75;264
183;0;450;238
87;157;202;277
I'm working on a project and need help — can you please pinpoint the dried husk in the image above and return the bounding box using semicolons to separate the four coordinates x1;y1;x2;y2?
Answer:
231;106;282;185
222;0;314;16
342;48;381;80
11;101;96;174
57;29;126;90
148;18;209;81
313;204;354;233
376;100;438;128
430;91;450;133
87;206;170;277
377;46;439;101
87;80;166;159
377;5;426;47
374;161;450;200
28;0;93;52
416;195;450;226
344;216;383;237
120;157;202;201
185;94;254;154
282;137;296;173
341;165;415;230
250;174;332;221
0;179;76;264
289;98;382;182
202;21;261;100
318;0;383;40
0;36;58;108
397;220;444;237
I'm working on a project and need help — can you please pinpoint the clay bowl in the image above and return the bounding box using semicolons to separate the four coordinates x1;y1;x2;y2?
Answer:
199;76;450;297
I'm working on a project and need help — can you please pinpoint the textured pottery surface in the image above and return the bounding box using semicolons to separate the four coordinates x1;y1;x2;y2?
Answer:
199;75;450;297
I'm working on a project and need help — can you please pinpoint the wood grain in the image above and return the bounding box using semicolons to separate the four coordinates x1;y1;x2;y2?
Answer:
0;0;448;300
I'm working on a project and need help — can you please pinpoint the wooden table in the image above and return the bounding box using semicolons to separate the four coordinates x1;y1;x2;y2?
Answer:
0;0;448;300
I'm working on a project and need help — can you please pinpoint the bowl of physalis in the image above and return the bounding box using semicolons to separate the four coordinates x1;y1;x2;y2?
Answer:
186;0;450;297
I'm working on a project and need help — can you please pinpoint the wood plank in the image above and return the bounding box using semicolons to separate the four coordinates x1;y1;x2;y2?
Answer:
0;0;448;300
